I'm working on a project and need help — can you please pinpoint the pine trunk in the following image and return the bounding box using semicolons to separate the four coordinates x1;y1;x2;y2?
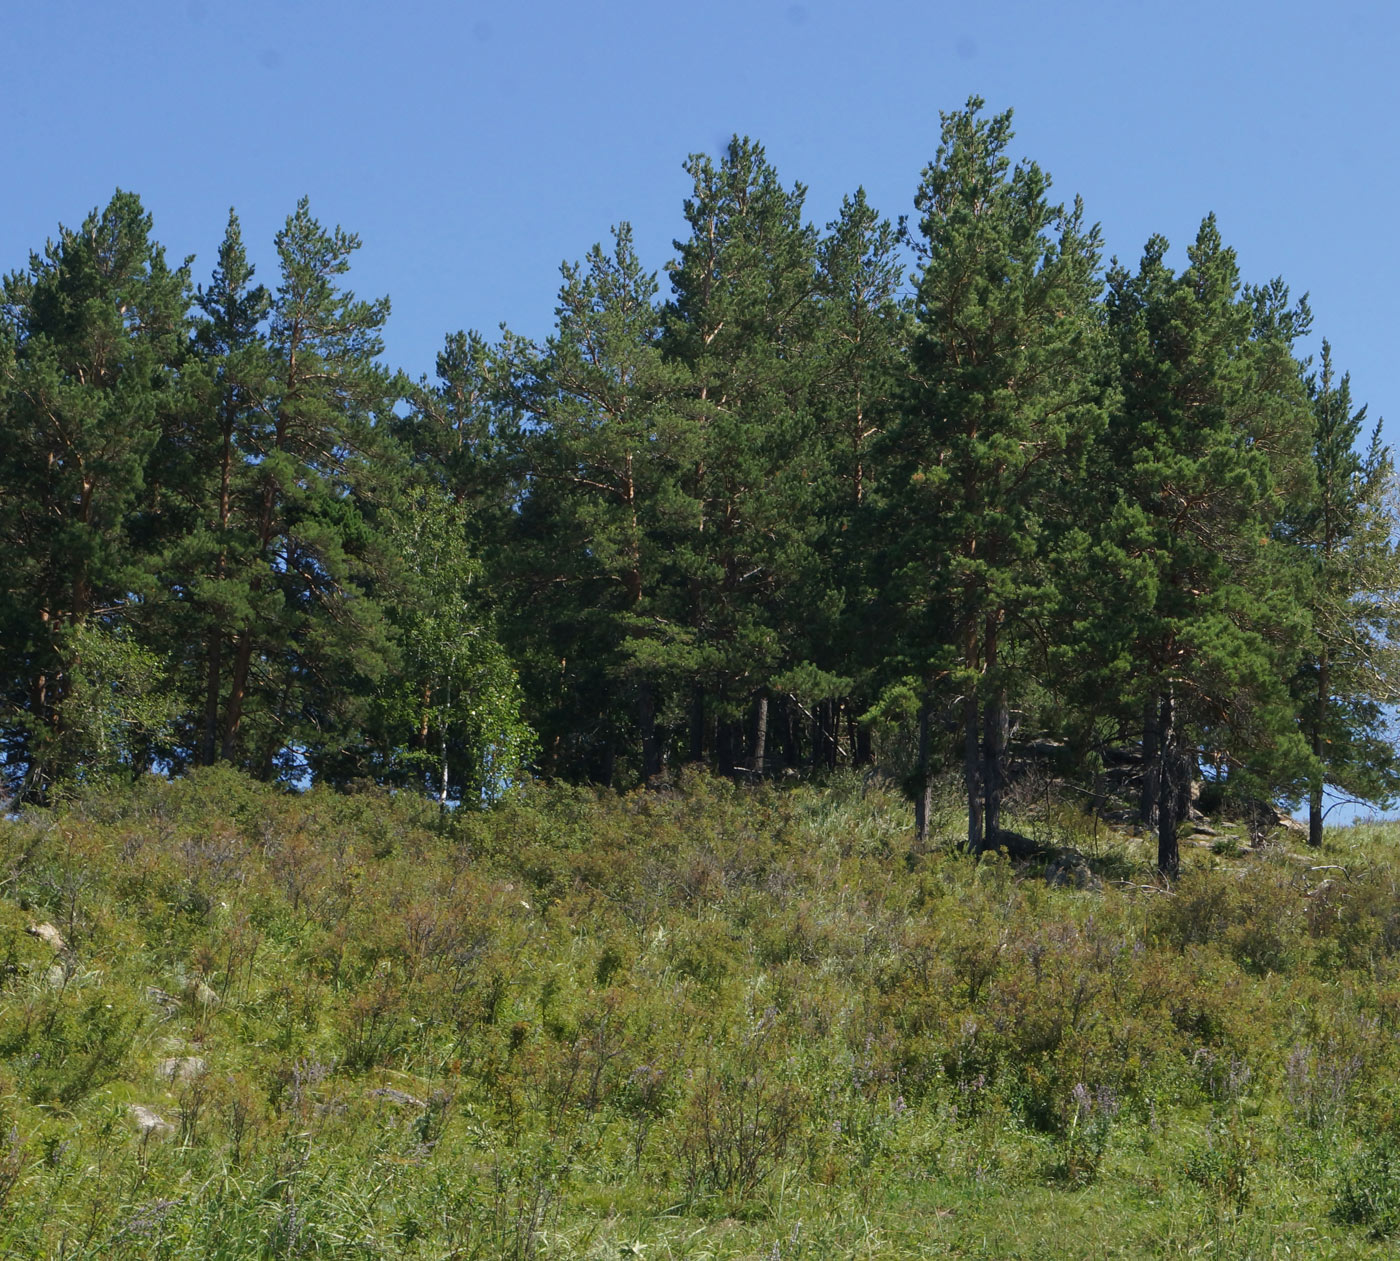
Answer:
964;687;984;854
855;719;873;767
1140;695;1160;827
220;635;254;763
1309;652;1329;848
915;696;934;848
200;638;222;766
819;700;839;770
749;691;768;778
639;680;661;780
1156;691;1180;880
688;687;705;764
777;696;799;771
983;617;1007;844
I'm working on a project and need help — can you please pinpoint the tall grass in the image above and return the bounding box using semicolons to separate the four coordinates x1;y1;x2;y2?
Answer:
0;766;1397;1256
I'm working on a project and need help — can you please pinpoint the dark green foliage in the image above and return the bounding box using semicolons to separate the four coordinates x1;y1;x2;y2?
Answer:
505;226;691;782
1089;219;1319;874
883;99;1113;849
0;191;192;793
1290;342;1400;844
2;105;1396;841
660;138;829;771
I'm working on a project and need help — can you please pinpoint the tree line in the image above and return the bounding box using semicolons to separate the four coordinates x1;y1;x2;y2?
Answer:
3;99;1397;875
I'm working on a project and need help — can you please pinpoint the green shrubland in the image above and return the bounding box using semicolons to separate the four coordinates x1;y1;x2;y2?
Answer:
2;769;1400;1257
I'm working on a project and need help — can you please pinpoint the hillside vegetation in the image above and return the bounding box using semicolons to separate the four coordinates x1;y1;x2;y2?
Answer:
2;771;1400;1257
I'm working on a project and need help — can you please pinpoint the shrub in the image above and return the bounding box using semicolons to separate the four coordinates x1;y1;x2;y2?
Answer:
1335;1132;1400;1237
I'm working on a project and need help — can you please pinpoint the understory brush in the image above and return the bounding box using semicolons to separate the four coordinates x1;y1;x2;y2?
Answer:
0;767;1398;1255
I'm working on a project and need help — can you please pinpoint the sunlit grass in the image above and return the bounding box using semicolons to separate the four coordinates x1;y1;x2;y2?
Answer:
1;768;1399;1256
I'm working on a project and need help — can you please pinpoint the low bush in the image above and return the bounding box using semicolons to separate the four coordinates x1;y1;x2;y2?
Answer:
0;770;1396;1255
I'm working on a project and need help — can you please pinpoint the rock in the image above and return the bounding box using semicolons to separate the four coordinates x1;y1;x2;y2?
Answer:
26;922;66;952
155;1056;208;1085
1276;815;1308;839
145;986;182;1015
1045;849;1101;891
184;978;219;1006
368;1087;425;1108
129;1105;174;1138
44;963;67;989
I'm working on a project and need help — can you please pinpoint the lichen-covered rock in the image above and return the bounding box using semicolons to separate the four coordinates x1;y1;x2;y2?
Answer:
155;1056;208;1085
368;1087;425;1108
145;986;182;1015
25;922;66;952
129;1105;174;1138
1045;849;1101;890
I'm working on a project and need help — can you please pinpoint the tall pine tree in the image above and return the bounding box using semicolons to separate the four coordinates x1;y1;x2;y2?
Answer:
1291;342;1400;843
0;191;191;794
887;99;1110;849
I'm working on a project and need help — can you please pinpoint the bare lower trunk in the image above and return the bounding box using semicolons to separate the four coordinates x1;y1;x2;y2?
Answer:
1140;694;1160;828
855;719;872;767
914;697;934;849
639;680;661;780
964;688;984;855
1156;691;1180;880
983;617;1006;843
749;692;768;778
200;638;222;766
1175;744;1195;824
716;719;736;777
816;700;839;771
983;686;1007;845
688;687;705;764
777;696;799;772
221;634;254;762
1309;653;1329;848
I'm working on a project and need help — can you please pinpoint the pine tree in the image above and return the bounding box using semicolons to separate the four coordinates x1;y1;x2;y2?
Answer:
397;327;526;548
1292;342;1400;843
210;199;399;778
509;225;690;781
1100;220;1315;876
886;99;1110;850
148;210;274;770
807;190;909;768
0;191;191;794
662;137;825;771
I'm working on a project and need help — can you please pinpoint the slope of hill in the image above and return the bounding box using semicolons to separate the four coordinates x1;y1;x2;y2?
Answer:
1;769;1398;1257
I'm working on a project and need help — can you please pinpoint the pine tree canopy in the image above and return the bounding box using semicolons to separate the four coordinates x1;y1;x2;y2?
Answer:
2;121;1396;869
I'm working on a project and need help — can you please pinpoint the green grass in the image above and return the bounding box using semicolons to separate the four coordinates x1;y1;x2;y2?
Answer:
1;767;1399;1257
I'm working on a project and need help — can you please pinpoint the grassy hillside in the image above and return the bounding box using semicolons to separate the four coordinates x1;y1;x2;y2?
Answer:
2;769;1400;1258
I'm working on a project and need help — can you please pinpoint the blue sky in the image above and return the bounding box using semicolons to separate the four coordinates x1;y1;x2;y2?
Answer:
8;0;1398;417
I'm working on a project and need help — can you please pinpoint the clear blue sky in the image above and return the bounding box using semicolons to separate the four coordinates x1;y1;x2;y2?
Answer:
7;0;1397;415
